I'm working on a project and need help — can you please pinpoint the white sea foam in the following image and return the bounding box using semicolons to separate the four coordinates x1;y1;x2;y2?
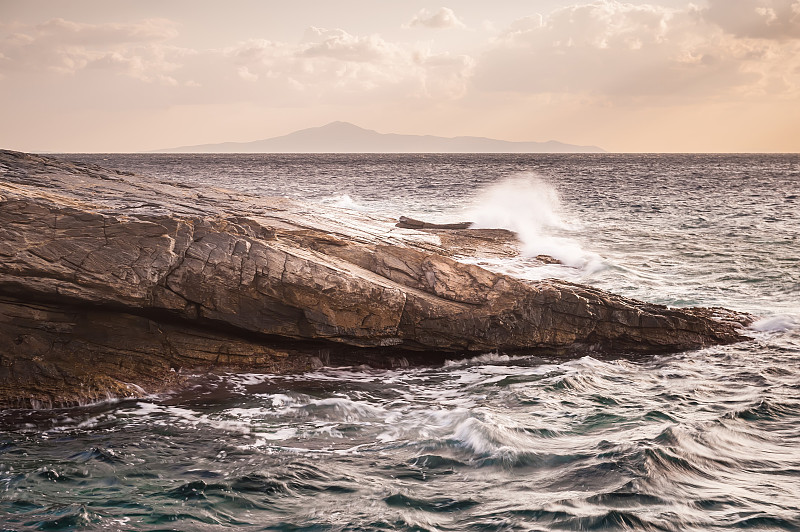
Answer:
124;401;255;434
269;393;296;408
320;194;367;211
254;427;298;440
443;351;530;367
450;413;535;461
466;175;603;270
750;315;798;332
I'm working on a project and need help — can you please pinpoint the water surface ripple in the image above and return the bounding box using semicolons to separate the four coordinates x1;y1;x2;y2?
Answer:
1;153;798;530
2;347;799;531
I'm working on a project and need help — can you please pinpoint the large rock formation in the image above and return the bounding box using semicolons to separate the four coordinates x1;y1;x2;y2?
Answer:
0;150;749;408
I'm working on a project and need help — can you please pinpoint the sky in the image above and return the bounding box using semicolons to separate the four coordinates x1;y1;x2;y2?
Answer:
1;0;799;152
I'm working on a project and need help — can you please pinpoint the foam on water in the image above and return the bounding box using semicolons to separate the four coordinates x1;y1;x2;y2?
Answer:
3;341;800;529
750;314;798;332
466;175;604;271
443;351;523;367
318;193;367;211
3;153;799;531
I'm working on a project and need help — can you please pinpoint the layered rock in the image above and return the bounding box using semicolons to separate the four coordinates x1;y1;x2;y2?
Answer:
0;150;750;407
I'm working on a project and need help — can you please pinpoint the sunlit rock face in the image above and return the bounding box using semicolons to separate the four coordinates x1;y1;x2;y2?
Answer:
0;150;749;407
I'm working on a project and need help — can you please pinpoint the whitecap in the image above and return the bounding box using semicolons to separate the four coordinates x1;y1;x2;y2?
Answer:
464;174;604;271
750;315;798;332
253;427;298;441
444;352;519;367
319;193;367;211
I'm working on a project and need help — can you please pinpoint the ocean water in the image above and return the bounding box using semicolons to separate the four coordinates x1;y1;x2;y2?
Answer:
1;154;799;531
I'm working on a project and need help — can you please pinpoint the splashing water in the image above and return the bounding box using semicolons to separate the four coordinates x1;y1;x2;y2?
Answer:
466;175;603;270
3;152;798;531
318;193;367;211
750;315;798;333
467;175;564;232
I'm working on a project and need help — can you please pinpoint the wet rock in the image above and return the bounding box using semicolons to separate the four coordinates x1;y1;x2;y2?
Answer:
0;150;751;407
535;254;563;265
396;216;473;230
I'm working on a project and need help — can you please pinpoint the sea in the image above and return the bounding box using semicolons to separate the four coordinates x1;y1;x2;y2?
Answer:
1;153;799;531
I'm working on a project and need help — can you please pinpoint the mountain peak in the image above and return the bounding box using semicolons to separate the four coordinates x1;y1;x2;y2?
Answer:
315;121;373;133
322;121;360;128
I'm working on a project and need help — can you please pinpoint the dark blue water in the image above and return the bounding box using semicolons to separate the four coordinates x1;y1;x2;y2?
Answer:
1;154;799;531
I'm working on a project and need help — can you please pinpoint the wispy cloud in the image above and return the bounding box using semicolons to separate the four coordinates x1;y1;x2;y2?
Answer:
0;17;187;83
473;0;800;103
702;0;800;40
1;1;799;151
406;7;466;30
224;27;474;101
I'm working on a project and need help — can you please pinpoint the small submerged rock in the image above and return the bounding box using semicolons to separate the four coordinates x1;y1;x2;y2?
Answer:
0;150;751;408
534;254;563;265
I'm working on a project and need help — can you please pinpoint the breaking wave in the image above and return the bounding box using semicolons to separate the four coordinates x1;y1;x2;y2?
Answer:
4;152;798;531
466;175;603;270
4;347;800;530
318;193;367;211
750;314;798;332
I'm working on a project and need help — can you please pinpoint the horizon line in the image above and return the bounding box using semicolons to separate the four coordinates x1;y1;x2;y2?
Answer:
23;149;800;155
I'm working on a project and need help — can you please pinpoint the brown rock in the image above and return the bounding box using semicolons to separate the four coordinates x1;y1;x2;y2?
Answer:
396;216;473;230
0;150;751;407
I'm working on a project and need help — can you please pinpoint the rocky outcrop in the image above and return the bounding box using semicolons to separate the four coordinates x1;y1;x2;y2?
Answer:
396;216;473;230
0;150;750;407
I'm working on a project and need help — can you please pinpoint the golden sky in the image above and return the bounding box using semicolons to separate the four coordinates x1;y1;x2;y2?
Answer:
2;0;799;152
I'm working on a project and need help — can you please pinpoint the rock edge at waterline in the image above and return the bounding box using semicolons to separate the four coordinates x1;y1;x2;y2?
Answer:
0;150;750;408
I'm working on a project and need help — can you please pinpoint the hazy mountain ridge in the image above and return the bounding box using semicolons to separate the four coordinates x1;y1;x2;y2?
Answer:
154;122;605;153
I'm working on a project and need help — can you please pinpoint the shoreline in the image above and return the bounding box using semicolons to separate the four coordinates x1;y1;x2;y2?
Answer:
0;150;751;408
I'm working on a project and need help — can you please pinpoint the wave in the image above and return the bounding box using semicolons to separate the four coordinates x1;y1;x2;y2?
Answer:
443;351;529;367
465;174;603;270
750;314;798;332
318;193;368;211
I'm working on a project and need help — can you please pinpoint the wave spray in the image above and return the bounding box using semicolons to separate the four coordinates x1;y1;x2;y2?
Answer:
467;175;600;269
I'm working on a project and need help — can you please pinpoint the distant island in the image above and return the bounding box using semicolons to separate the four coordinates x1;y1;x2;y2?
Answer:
153;122;605;153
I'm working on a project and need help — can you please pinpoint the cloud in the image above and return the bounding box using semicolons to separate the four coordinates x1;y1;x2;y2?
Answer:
414;51;475;98
0;17;476;103
472;0;800;103
33;17;178;45
0;18;186;83
702;0;800;40
301;27;400;62
3;3;797;128
407;7;466;29
237;66;258;82
224;27;474;101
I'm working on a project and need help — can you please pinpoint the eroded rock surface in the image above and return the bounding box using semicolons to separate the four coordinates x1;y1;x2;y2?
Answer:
0;150;750;407
395;215;473;230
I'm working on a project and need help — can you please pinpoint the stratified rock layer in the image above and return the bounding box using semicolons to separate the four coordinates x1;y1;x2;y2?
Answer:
0;150;749;407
